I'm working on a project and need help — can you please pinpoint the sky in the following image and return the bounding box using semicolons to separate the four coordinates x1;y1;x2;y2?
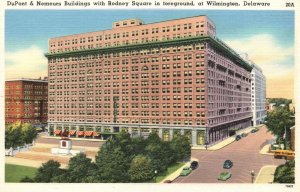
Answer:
5;10;295;99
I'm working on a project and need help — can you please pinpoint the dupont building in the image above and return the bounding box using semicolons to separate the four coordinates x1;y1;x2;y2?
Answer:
5;78;48;125
250;63;266;126
46;16;253;146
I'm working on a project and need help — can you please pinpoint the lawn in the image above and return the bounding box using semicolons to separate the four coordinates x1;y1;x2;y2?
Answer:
155;162;185;182
5;164;37;182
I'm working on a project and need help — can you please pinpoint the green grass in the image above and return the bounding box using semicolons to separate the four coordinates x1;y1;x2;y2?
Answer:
5;164;37;183
155;162;185;182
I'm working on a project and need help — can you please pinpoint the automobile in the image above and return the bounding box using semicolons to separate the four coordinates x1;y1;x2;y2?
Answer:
218;172;231;181
163;180;172;183
190;161;199;170
235;135;242;141
180;166;192;176
241;133;248;137
223;160;233;169
251;128;259;133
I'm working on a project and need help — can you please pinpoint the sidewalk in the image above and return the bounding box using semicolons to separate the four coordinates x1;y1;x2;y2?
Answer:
255;165;277;183
192;126;254;150
160;157;198;183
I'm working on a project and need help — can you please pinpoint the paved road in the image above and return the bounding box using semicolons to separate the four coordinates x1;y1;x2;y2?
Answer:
174;126;285;183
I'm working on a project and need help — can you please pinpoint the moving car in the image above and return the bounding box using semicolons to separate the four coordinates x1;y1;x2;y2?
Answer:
180;166;192;176
223;160;233;169
235;135;242;141
190;161;199;170
218;172;231;181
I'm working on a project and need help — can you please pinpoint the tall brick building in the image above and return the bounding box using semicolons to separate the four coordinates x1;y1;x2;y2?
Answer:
46;16;252;146
5;78;48;125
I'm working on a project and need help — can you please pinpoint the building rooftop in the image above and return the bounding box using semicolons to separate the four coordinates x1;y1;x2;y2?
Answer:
6;78;48;83
48;15;213;40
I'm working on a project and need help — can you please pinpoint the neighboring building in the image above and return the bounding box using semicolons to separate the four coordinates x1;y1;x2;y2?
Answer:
5;78;48;125
268;103;277;111
290;126;295;151
289;99;295;113
46;16;253;146
280;104;286;107
250;64;266;126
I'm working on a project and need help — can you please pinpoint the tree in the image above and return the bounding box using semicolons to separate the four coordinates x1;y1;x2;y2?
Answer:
268;98;292;107
34;160;64;183
21;123;37;144
274;160;295;183
145;142;169;173
5;121;24;149
145;132;161;145
130;137;146;156
95;142;131;182
113;131;135;158
129;155;155;182
265;108;295;138
144;132;180;173
20;176;34;183
170;134;191;162
5;121;37;149
62;153;98;183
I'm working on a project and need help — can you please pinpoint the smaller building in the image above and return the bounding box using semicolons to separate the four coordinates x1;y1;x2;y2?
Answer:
5;78;48;125
268;103;277;111
250;63;266;126
289;100;295;113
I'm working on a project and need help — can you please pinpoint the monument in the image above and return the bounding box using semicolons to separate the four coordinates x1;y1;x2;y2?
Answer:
51;130;84;155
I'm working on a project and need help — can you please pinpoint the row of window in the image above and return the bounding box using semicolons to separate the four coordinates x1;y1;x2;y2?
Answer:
50;21;206;48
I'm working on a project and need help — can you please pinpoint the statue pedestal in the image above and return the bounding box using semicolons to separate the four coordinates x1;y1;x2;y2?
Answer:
51;138;84;155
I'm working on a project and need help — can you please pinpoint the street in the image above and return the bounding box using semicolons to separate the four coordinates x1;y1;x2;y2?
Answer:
174;126;285;183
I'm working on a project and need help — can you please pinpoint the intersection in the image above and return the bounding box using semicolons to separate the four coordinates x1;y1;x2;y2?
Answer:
174;126;284;183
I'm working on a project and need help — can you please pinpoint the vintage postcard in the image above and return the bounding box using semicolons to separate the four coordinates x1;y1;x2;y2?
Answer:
0;0;298;192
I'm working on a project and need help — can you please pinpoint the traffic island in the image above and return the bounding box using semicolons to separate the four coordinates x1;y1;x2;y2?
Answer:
255;165;277;183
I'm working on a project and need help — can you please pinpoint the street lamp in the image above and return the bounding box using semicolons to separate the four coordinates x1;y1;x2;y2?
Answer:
154;170;158;183
251;170;255;183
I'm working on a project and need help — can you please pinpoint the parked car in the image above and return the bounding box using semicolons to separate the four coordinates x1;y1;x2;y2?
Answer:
218;172;231;181
190;161;199;170
241;133;248;137
235;135;242;141
223;160;233;169
180;166;192;176
251;128;259;133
